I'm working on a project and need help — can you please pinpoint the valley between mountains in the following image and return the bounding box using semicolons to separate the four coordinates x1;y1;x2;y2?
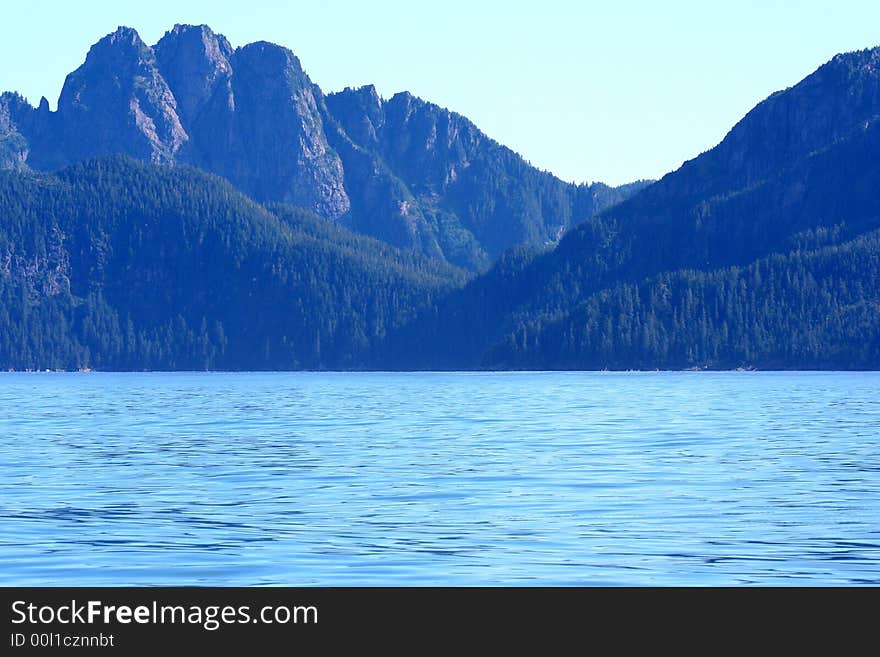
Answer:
1;25;878;370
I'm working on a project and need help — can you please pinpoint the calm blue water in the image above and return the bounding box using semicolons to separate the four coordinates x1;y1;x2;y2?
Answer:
1;371;879;586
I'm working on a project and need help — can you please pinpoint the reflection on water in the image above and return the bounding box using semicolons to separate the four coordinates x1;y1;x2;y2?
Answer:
1;371;879;585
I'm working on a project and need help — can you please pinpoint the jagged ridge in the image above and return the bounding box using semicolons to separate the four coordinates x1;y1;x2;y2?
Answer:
0;24;645;271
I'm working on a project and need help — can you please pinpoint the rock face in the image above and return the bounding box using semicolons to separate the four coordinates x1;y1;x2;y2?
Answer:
154;24;234;128
662;47;880;199
1;24;643;269
324;86;644;268
152;25;349;217
52;27;187;168
214;41;350;218
387;44;880;368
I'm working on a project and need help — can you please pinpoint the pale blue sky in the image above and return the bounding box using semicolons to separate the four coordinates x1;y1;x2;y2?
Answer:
2;1;879;185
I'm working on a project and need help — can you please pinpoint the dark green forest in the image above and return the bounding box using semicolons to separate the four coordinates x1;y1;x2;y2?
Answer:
0;157;463;370
486;231;880;370
2;137;879;371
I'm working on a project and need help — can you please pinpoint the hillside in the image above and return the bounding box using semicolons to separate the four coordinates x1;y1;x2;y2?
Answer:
381;46;880;370
0;156;463;370
0;24;645;271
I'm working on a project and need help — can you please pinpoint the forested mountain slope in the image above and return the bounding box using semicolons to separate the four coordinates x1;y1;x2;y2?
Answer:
0;156;463;370
380;46;880;370
0;24;645;271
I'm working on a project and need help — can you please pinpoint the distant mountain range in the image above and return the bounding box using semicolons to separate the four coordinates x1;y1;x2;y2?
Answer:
1;26;878;370
382;47;880;370
0;24;645;271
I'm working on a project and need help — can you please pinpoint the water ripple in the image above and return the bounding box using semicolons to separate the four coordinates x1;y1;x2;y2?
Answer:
1;371;879;585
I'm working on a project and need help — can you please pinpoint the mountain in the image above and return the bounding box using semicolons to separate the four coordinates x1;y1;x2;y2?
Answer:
380;46;880;370
323;85;647;269
0;156;463;371
486;231;880;370
0;24;645;271
3;33;879;371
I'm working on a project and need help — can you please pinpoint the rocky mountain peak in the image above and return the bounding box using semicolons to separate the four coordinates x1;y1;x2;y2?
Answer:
0;23;641;268
337;84;382;108
233;41;310;91
326;85;385;146
359;83;381;102
342;84;382;109
107;25;143;45
676;45;880;195
219;40;349;218
71;26;153;75
48;27;187;167
154;24;234;124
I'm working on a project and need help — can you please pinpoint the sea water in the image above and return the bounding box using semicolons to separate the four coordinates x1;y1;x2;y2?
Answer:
1;371;878;585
